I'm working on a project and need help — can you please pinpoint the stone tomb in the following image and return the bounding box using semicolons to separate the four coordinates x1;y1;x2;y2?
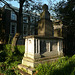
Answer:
18;4;63;75
18;36;63;75
22;35;63;68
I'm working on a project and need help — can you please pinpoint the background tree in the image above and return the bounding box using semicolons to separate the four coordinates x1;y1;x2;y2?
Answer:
31;1;42;34
23;0;42;35
0;8;3;42
53;0;75;55
53;0;75;26
0;7;5;44
47;0;57;19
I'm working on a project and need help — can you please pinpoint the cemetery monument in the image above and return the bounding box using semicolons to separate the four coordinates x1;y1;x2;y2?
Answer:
18;4;63;75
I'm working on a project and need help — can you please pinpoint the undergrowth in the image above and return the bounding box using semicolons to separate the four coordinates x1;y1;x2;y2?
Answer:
36;55;75;75
0;44;25;75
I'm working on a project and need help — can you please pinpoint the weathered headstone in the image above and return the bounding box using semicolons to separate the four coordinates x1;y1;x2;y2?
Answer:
18;4;63;75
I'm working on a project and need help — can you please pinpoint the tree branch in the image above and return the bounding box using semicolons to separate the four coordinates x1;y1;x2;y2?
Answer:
0;0;18;15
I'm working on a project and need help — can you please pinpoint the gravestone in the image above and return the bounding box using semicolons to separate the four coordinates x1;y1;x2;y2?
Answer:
18;4;63;75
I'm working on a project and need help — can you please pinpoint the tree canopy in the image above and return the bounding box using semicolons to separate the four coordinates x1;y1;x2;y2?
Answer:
53;0;75;26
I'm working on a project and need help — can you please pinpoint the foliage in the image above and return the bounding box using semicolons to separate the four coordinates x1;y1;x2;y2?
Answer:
36;55;75;75
0;44;25;75
15;45;25;55
53;0;75;26
52;0;75;55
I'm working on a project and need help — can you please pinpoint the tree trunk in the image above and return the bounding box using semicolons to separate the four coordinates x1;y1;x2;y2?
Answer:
11;1;23;51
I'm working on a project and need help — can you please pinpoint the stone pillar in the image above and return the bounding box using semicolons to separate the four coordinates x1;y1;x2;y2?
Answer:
34;39;41;59
57;40;63;56
24;39;28;57
59;40;63;55
59;40;63;51
38;39;40;54
49;42;50;52
36;39;38;53
57;41;60;55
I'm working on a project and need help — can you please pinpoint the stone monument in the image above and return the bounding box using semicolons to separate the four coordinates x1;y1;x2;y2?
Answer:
18;4;63;75
38;4;53;36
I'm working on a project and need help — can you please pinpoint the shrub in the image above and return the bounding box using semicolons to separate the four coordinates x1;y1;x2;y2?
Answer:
0;44;25;75
36;55;75;75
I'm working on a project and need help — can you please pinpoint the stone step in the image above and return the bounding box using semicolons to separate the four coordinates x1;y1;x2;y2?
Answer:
18;64;35;75
19;69;30;75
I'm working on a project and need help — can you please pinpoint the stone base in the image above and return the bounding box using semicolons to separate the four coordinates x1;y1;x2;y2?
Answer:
18;55;64;75
18;64;35;75
22;57;35;68
22;54;63;68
